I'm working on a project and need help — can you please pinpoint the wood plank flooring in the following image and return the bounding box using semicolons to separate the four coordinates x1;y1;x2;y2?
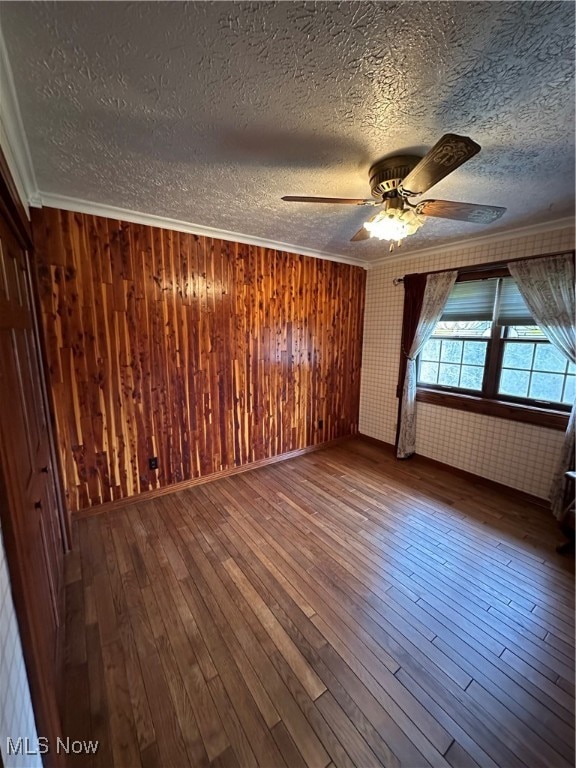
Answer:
63;438;575;768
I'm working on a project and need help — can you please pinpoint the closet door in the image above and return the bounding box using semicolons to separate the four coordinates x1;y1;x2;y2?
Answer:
0;211;65;764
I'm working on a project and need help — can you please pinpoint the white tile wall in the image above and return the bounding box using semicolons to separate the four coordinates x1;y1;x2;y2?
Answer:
0;522;42;768
359;225;575;499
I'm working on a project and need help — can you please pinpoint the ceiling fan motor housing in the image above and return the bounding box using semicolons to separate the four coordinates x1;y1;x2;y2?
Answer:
369;155;421;199
382;196;404;213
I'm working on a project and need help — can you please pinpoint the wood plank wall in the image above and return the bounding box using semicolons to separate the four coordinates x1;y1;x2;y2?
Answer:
31;208;366;513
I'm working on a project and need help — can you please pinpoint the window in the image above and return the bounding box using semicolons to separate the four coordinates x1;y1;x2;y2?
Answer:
417;276;574;418
419;322;490;392
499;326;575;404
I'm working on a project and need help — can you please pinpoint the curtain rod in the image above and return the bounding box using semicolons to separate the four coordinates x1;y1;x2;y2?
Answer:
392;248;574;285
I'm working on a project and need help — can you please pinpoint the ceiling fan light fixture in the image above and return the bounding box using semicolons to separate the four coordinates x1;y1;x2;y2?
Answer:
363;205;425;243
282;134;506;246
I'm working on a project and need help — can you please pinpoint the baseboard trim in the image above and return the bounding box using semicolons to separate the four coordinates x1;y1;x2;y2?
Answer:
355;434;396;453
73;432;551;519
73;435;353;520
355;434;551;510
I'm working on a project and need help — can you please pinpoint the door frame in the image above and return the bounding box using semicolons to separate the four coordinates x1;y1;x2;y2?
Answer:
0;145;69;765
0;147;69;547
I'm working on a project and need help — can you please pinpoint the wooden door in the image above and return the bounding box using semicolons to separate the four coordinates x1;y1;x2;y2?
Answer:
0;210;65;764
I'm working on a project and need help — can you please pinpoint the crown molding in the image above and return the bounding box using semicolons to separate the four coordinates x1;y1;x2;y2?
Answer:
367;216;575;269
0;19;38;215
35;193;575;273
37;192;368;268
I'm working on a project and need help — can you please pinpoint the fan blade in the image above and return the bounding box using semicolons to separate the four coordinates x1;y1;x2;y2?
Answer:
350;211;383;241
416;199;506;223
400;134;481;196
351;227;371;242
282;195;376;205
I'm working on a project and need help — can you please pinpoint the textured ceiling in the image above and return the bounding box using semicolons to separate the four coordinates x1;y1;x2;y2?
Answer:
1;1;575;264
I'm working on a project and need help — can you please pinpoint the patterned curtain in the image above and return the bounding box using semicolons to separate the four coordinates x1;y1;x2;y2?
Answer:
508;253;575;520
397;270;457;458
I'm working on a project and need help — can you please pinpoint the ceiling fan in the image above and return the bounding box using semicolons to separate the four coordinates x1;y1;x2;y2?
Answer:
282;134;506;247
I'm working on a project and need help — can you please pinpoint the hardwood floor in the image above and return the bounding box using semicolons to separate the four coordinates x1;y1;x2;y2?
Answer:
63;438;575;768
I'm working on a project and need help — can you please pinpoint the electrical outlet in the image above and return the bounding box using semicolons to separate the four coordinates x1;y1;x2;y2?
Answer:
148;456;158;470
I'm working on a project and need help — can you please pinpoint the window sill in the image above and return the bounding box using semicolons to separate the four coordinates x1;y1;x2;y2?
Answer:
416;388;569;430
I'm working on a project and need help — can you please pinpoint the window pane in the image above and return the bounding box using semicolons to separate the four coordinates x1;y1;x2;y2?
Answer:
438;363;460;386
419;362;439;384
499;368;529;398
462;341;487;366
568;360;576;375
421;339;440;361
502;342;534;370
434;320;491;338
529;373;564;403
440;340;463;363
459;365;484;391
534;344;568;373
507;324;546;339
563;376;575;404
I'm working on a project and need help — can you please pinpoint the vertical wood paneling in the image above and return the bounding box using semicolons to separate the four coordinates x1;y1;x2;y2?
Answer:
32;208;366;513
